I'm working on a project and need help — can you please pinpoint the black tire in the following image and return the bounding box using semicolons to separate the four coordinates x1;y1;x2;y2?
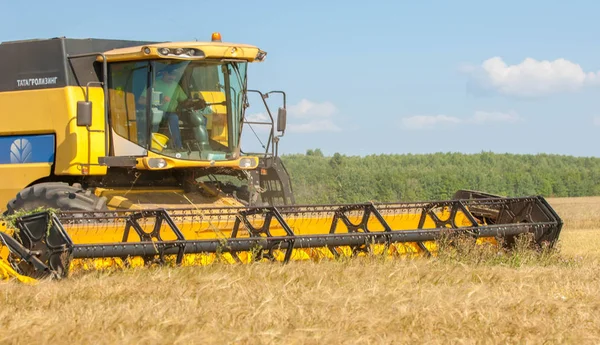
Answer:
4;183;109;279
6;182;108;214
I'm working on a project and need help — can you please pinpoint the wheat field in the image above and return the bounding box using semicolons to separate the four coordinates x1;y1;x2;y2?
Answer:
1;197;599;344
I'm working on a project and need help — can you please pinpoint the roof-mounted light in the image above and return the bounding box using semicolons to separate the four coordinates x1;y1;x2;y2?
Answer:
211;32;222;42
156;47;206;59
255;50;267;62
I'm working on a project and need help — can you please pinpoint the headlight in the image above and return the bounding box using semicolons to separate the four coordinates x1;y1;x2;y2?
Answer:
239;157;257;169
157;47;205;59
147;158;167;169
255;50;267;62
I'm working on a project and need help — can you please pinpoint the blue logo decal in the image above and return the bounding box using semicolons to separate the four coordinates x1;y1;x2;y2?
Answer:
0;135;54;164
10;138;32;163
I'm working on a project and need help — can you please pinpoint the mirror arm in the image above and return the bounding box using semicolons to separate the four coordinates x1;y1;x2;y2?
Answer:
85;81;103;102
77;81;104;132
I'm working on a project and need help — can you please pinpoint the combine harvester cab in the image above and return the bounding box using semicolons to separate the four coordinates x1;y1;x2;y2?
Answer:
0;35;562;281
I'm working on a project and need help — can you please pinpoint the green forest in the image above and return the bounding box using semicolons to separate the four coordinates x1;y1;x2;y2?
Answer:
280;150;600;204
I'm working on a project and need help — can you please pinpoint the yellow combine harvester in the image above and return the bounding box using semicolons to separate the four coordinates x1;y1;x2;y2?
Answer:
0;34;563;281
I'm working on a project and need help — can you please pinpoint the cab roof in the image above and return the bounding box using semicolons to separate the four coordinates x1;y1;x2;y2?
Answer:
103;41;264;62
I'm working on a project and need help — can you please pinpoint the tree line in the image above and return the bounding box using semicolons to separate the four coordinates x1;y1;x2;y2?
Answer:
280;150;600;204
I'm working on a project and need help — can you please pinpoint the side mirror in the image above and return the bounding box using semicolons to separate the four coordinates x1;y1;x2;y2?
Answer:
277;107;287;133
77;101;92;127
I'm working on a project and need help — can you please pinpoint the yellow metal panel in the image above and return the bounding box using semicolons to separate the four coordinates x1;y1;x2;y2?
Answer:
0;87;108;176
0;163;51;212
58;87;107;175
0;89;58;135
94;187;244;210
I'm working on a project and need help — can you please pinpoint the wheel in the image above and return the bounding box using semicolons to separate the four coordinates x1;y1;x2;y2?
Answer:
6;182;108;214
4;182;108;279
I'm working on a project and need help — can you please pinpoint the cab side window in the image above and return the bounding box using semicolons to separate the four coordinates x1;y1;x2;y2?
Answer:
108;62;149;145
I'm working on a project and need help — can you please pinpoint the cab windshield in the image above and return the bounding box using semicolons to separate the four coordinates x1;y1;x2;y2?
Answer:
108;60;247;160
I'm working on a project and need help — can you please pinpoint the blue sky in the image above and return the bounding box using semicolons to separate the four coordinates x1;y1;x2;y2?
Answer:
2;0;599;157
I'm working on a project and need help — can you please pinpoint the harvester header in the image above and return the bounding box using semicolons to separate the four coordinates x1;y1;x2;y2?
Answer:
1;193;562;280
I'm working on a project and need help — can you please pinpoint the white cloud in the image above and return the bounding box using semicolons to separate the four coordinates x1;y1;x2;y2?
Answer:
288;119;342;133
594;116;600;126
401;111;522;130
245;112;270;122
466;57;600;97
288;99;337;118
286;99;341;133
